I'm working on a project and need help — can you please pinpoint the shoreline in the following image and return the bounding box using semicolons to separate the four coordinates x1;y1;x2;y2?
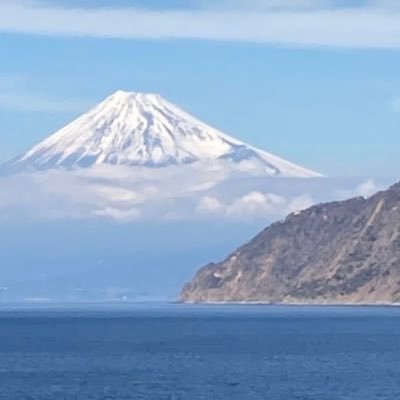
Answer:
178;300;400;307
0;300;399;310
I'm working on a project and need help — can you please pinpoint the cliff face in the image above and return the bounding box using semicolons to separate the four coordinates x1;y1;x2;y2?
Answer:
181;183;400;304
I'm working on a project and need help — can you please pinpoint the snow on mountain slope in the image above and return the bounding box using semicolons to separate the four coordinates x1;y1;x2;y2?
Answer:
6;90;321;178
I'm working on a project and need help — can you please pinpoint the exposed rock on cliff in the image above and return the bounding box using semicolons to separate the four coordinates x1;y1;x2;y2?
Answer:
181;183;400;304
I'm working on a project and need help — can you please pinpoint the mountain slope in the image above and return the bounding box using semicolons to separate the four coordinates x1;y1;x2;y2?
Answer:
181;182;400;304
5;90;320;178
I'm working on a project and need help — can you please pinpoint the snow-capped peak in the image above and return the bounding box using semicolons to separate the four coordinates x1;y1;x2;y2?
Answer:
6;90;321;177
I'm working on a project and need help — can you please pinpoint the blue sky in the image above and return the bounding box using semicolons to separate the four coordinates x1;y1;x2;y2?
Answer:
1;0;400;176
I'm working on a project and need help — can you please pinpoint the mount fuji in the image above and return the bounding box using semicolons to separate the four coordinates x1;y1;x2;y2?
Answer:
0;91;364;302
4;90;320;178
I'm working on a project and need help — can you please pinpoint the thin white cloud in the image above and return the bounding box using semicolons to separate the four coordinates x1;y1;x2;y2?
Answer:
197;191;314;220
196;0;332;11
391;97;400;112
286;194;315;213
0;91;94;113
197;196;223;213
1;0;400;48
226;191;286;219
0;74;94;113
93;206;141;222
333;178;382;199
368;0;400;11
355;179;381;197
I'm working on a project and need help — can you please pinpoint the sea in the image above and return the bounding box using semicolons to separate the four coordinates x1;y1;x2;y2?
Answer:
0;303;399;400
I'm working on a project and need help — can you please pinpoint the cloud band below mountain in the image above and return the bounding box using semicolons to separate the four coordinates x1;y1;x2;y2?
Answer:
0;164;386;223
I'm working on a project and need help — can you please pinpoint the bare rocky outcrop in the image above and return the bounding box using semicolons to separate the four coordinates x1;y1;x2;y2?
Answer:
181;182;400;304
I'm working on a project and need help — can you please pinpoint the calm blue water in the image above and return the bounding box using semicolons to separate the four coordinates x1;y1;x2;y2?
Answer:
0;304;400;400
